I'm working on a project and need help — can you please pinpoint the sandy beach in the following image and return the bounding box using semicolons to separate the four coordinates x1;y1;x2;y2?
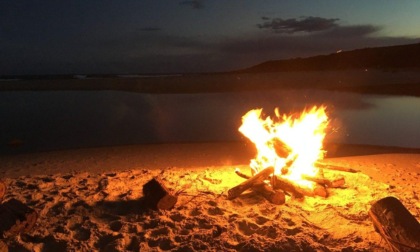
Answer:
1;142;419;251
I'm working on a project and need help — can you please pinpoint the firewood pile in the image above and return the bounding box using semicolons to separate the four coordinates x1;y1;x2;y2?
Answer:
0;180;38;239
227;163;352;204
226;137;359;204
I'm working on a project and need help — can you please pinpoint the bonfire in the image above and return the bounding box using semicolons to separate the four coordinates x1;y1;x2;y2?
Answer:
228;106;348;203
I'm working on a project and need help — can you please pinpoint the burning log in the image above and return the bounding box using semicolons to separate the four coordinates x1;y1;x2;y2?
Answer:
301;175;345;188
143;177;178;210
227;166;274;200
369;196;420;252
252;183;285;205
0;198;38;237
273;138;291;158
271;175;328;198
0;180;6;202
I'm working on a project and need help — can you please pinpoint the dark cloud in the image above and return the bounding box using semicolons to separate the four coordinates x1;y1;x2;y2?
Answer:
257;16;339;34
179;0;204;9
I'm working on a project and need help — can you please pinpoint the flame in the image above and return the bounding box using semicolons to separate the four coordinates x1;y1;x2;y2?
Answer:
239;106;329;188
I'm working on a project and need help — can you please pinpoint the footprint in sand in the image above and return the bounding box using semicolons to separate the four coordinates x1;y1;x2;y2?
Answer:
96;233;124;251
109;220;123;232
236;220;259;236
207;206;224;216
189;208;202;217
255;216;270;225
170;212;185;222
73;227;91;241
285;227;302;236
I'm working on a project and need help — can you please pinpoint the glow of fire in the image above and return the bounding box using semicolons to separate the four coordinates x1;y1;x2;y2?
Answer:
239;106;329;188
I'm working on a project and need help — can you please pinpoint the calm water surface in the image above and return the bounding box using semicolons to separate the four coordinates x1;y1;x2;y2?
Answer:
0;89;419;154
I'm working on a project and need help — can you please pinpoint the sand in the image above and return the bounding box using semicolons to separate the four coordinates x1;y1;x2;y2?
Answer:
0;142;419;251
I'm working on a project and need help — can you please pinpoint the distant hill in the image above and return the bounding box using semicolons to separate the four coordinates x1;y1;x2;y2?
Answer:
241;42;420;73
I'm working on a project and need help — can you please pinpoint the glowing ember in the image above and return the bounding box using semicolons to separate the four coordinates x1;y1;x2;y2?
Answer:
239;106;329;188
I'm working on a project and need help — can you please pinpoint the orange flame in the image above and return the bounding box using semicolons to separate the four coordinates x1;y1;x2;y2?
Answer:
239;106;329;188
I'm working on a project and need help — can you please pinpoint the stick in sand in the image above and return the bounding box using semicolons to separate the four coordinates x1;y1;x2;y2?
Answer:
316;162;359;173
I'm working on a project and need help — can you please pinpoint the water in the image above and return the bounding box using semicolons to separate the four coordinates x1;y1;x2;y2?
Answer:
0;89;419;154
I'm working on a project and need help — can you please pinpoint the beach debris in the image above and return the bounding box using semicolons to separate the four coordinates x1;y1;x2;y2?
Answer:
369;196;420;252
143;177;178;210
0;198;38;237
315;162;360;173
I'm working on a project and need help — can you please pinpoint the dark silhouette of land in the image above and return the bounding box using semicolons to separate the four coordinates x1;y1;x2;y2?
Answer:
1;42;420;96
240;42;420;73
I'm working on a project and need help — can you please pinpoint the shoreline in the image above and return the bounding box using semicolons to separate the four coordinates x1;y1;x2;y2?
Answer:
1;142;419;178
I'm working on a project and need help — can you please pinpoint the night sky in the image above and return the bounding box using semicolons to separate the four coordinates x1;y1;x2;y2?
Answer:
1;0;420;75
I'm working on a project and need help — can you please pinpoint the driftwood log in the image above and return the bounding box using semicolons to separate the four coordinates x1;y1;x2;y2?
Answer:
271;175;328;198
0;180;6;202
369;196;420;252
143;177;178;210
227;166;274;200
0;198;38;237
